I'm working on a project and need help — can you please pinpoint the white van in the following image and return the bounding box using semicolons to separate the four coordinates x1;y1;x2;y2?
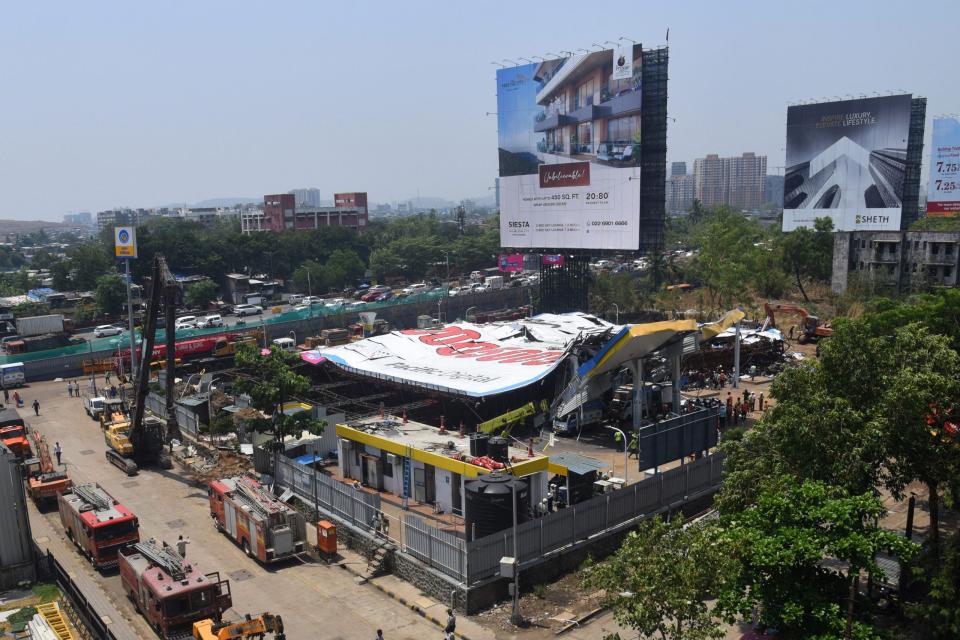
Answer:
271;337;297;352
175;315;197;331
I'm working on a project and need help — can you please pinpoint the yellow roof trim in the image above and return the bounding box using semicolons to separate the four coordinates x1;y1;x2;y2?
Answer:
335;424;547;478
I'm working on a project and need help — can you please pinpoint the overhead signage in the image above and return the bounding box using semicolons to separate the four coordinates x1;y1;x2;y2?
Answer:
114;226;138;258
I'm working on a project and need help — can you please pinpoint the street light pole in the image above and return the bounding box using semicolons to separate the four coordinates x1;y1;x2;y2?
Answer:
612;303;619;324
510;481;522;626
604;425;629;484
733;320;741;389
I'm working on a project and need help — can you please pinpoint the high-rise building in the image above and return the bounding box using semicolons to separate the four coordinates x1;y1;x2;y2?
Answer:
666;174;695;213
671;161;687;177
693;152;767;209
290;188;323;208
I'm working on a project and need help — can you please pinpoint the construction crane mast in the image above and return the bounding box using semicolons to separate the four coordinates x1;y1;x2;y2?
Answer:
106;254;180;473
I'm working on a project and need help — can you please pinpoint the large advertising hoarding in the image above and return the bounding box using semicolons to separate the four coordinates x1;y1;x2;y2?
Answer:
783;95;912;231
928;116;960;217
497;46;643;250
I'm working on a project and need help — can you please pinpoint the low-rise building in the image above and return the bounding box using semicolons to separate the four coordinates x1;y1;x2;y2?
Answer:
243;192;368;234
832;230;960;294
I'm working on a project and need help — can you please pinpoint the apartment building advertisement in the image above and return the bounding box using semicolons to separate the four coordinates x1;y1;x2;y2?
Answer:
928;116;960;217
783;95;912;232
496;45;643;250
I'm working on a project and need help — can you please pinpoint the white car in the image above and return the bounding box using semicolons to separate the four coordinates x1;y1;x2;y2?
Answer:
234;304;263;317
402;283;428;295
197;314;224;328
174;316;197;331
325;298;347;308
93;324;123;338
301;296;324;306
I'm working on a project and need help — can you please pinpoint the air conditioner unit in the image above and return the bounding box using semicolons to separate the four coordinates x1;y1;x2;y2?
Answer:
386;453;398;465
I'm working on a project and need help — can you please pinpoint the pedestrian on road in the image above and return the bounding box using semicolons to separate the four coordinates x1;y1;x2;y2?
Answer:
105;370;111;385
628;432;639;459
176;534;190;557
718;402;727;430
54;442;62;466
32;399;40;416
67;381;73;397
613;429;623;452
375;630;384;640
445;609;456;637
749;364;757;381
2;388;8;403
759;393;765;412
14;391;22;407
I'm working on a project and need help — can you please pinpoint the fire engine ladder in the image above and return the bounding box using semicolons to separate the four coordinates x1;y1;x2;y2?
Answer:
73;484;112;512
235;480;276;518
133;539;186;581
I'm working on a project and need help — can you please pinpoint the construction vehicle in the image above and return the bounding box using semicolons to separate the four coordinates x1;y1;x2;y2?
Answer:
192;613;285;640
105;254;181;475
119;538;232;639
101;412;135;470
762;302;833;343
58;483;140;569
25;431;72;503
553;399;605;436
477;400;547;436
207;476;307;563
0;407;32;459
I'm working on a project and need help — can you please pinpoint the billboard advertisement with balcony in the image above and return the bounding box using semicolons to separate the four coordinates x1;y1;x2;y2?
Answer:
496;46;643;250
783;95;912;232
928;117;960;217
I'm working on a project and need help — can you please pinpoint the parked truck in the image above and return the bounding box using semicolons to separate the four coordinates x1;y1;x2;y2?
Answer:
2;333;82;355
553;400;606;436
119;538;232;639
207;476;306;564
0;408;32;459
15;314;65;337
25;431;72;503
485;275;504;290
58;483;140;569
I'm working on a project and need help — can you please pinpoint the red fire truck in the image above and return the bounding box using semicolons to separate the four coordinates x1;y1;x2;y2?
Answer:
207;476;306;564
58;483;140;569
119;538;232;639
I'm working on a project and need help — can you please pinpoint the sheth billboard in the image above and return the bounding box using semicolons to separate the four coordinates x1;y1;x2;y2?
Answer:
497;45;643;250
783;95;912;231
928;116;960;217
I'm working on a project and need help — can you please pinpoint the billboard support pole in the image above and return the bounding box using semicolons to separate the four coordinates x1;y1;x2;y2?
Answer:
125;259;137;380
732;320;741;389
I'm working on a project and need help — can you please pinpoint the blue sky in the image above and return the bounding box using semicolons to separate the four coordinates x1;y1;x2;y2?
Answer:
1;0;958;219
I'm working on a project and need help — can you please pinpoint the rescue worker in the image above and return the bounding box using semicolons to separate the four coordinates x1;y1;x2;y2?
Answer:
628;432;639;459
613;428;624;452
54;442;62;466
176;534;190;558
32;398;40;416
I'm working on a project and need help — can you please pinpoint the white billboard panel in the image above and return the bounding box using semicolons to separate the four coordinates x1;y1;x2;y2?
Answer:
783;95;912;231
928;116;960;217
497;46;643;250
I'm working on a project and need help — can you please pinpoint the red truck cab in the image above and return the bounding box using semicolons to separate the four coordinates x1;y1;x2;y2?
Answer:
0;408;31;459
119;539;231;639
58;483;140;569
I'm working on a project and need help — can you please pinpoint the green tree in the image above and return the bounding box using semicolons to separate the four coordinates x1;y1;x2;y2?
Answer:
369;247;402;281
909;532;960;638
68;243;113;290
12;301;50;318
185;279;218;310
322;248;365;291
581;517;734;640
720;478;917;639
232;344;325;470
292;260;325;295
779;216;834;302
689;207;763;309
94;274;126;317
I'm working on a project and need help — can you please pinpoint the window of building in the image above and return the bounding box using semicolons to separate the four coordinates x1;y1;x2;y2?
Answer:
606;115;641;143
575;78;595;110
947;244;955;256
576;122;592;153
930;266;938;277
914;240;919;250
381;451;393;478
945;266;953;279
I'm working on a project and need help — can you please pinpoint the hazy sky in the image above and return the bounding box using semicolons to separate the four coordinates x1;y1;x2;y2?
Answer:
2;1;958;220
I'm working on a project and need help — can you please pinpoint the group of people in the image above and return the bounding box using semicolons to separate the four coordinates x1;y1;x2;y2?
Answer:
718;388;764;430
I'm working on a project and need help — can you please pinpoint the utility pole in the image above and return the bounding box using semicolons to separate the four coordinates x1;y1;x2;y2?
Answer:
124;255;137;379
732;319;741;389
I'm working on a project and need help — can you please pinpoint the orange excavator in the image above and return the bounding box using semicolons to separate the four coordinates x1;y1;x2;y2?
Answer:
763;302;833;344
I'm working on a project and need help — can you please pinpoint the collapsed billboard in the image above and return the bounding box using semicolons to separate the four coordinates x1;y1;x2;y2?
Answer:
497;45;643;250
928;116;960;217
783;95;912;231
305;313;617;398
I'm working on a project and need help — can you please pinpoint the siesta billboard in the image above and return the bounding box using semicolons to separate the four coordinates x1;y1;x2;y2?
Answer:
928;116;960;217
497;45;643;250
783;95;912;231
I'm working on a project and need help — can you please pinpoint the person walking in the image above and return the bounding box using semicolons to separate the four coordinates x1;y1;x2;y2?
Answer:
759;393;765;412
2;387;8;404
718;401;727;430
105;370;111;385
32;399;40;416
13;391;22;407
54;442;62;466
444;609;456;638
628;432;639;459
613;428;623;452
374;630;384;640
176;535;190;558
67;380;73;397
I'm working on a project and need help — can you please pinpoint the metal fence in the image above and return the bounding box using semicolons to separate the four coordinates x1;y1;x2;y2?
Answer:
143;392;201;437
403;514;467;582
464;453;724;584
36;548;124;640
275;455;381;530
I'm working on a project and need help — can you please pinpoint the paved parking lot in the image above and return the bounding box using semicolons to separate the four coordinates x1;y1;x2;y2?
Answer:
18;379;449;640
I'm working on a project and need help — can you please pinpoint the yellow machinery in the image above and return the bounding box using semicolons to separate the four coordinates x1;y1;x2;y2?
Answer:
477;400;548;436
193;612;285;640
102;412;134;456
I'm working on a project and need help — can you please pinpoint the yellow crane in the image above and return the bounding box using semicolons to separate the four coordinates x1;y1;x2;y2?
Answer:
476;400;548;436
193;612;285;640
